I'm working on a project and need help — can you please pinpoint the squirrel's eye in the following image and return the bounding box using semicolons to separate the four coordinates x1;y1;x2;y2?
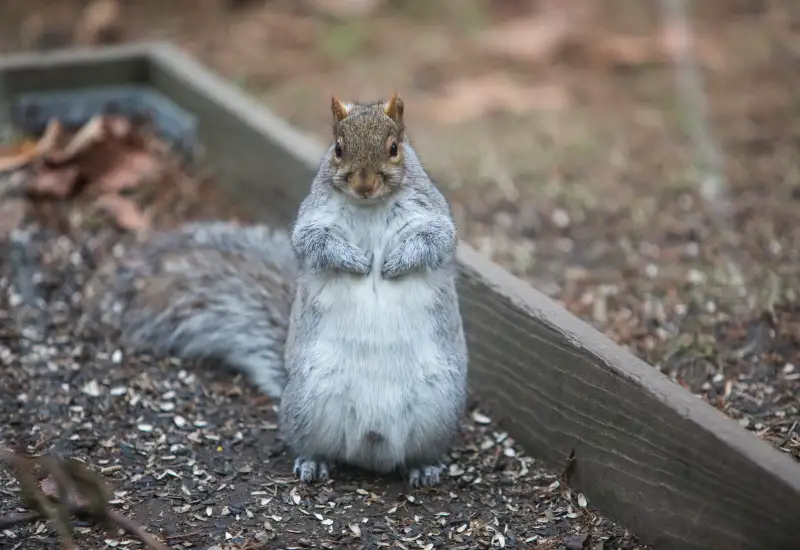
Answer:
389;141;398;157
334;141;343;159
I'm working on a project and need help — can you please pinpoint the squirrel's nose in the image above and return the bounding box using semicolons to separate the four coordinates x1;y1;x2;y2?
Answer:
351;171;381;197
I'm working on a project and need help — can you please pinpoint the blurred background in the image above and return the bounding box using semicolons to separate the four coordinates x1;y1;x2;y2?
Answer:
2;0;798;416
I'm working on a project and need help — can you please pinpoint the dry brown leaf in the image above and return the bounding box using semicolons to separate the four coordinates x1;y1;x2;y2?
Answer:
40;472;94;518
40;475;72;502
428;74;571;124
0;119;64;173
0;140;39;171
73;0;122;46
18;114;163;234
582;34;660;70
93;149;162;195
95;194;150;233
26;166;82;199
46;116;107;165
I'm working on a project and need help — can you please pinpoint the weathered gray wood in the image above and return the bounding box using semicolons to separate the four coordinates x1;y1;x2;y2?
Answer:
1;43;798;550
0;44;150;130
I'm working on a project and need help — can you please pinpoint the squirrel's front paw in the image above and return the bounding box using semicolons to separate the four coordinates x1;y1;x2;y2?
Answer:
381;251;405;279
340;248;372;275
293;457;332;483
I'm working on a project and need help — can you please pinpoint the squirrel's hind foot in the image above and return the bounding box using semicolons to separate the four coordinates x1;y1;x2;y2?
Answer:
293;457;332;483
405;464;443;488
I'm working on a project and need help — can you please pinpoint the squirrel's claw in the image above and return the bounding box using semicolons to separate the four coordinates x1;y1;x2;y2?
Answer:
293;457;331;483
406;464;442;488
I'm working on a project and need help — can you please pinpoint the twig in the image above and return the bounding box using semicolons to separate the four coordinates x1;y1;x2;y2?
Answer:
164;529;206;543
0;507;171;550
107;510;171;550
0;449;171;550
0;511;41;529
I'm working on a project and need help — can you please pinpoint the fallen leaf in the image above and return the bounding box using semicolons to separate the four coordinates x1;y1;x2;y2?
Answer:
428;73;571;124
73;0;122;46
582;34;660;70
45;115;107;165
93;148;162;194
17;114;164;233
94;194;150;233
40;474;87;508
40;475;59;498
27;165;82;199
0;140;38;172
0;119;64;173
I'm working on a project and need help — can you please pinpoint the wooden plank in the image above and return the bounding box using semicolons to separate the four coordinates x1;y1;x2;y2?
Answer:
0;44;150;130
456;245;800;550
1;44;798;550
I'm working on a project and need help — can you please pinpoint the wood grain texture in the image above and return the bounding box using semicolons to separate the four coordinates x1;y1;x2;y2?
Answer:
1;44;799;550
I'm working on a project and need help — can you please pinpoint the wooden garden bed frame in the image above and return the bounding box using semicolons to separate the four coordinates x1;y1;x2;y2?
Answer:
1;43;798;550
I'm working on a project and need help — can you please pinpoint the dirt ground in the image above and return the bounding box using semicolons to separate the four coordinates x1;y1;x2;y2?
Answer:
0;0;799;548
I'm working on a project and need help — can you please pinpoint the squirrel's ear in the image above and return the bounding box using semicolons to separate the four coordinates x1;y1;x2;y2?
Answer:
383;93;404;124
331;96;350;123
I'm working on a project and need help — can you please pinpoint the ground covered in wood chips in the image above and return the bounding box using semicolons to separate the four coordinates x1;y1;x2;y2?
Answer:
0;136;647;549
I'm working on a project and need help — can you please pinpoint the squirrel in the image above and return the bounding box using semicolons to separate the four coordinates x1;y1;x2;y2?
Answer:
85;94;468;488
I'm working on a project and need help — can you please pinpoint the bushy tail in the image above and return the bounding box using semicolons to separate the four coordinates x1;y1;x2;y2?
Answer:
83;221;297;400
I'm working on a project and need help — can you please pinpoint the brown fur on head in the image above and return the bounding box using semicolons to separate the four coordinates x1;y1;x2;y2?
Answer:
328;93;406;202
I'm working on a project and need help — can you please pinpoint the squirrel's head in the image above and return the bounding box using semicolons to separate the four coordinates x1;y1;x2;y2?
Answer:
327;93;406;202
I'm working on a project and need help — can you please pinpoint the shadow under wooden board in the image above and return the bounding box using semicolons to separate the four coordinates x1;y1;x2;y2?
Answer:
1;43;798;550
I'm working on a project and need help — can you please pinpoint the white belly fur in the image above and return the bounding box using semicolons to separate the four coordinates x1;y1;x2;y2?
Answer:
303;256;445;471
